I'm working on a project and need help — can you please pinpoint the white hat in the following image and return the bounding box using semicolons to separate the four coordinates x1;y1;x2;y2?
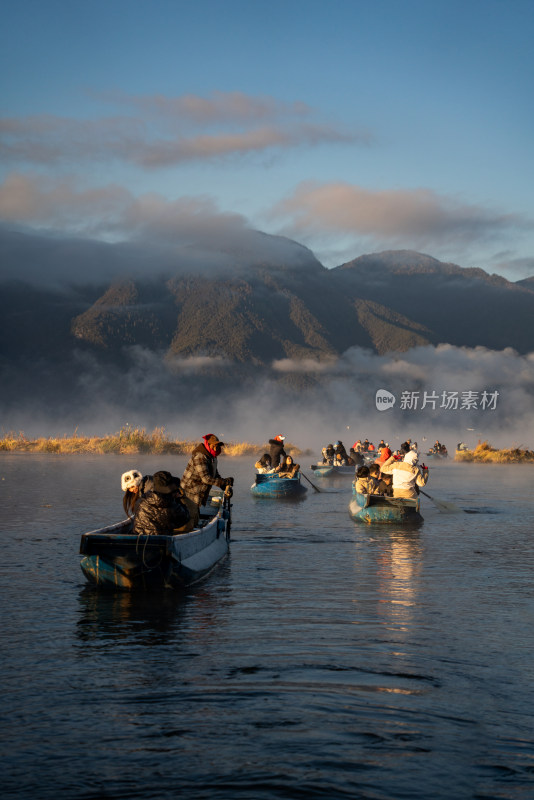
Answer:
121;469;142;491
404;451;418;465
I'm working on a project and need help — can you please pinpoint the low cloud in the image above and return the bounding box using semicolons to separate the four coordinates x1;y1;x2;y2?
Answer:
2;342;531;451
273;181;530;253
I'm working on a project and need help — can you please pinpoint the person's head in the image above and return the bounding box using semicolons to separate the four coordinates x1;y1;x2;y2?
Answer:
356;465;369;478
122;469;143;515
381;472;392;483
203;433;226;456
368;464;380;477
285;455;293;465
152;470;181;495
404;451;419;466
121;469;142;492
274;434;285;443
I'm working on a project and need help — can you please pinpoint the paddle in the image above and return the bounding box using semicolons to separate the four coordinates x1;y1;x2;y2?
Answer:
301;472;324;493
419;489;464;513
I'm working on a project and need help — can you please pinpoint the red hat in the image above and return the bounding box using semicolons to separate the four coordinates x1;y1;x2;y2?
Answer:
274;434;285;442
203;433;226;447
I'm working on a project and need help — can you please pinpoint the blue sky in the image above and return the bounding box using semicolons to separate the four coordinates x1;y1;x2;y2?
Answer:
1;0;533;278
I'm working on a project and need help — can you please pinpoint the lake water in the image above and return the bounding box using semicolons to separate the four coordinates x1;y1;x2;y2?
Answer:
1;454;533;800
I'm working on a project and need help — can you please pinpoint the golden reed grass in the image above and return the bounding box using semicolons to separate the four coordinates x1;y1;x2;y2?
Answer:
0;426;308;457
454;440;534;463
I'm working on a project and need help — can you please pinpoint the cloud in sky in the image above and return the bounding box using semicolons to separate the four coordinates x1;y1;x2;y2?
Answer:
0;172;248;239
94;90;313;125
273;181;531;252
0;91;367;169
2;172;530;279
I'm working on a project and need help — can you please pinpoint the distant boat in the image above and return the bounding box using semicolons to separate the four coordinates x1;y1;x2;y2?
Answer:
79;493;232;591
349;490;423;524
310;463;355;477
251;472;307;498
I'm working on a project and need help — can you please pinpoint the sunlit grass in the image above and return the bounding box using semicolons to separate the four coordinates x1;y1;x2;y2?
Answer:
454;440;534;463
0;426;308;457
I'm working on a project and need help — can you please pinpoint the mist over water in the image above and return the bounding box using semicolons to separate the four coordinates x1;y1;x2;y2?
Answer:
2;342;533;451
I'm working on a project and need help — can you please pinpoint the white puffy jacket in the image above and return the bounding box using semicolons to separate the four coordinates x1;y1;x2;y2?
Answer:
380;456;428;499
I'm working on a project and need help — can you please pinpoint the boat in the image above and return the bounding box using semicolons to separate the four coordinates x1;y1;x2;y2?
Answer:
79;491;232;591
251;472;307;498
348;489;423;524
310;463;355;477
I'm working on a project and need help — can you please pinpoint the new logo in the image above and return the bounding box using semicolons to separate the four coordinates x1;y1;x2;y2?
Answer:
375;389;396;411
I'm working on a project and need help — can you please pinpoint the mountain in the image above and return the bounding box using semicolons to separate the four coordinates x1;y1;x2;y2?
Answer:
332;250;534;353
1;230;534;425
2;238;534;366
517;276;534;292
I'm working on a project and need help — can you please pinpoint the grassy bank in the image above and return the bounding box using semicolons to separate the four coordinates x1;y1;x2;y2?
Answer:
455;440;534;463
0;426;306;457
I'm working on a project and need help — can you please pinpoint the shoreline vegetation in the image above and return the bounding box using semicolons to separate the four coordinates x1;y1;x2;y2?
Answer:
454;441;534;463
0;426;309;457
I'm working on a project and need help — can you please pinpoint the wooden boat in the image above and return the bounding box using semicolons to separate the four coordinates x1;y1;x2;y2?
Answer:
310;463;355;477
349;489;423;524
79;493;232;591
251;472;307;498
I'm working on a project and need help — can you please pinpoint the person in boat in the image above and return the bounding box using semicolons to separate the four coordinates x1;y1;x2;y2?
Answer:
255;453;274;473
377;470;394;497
334;451;349;466
367;463;392;496
269;435;287;469
181;433;234;530
322;444;335;465
399;439;412;456
349;447;364;467
276;454;300;478
353;440;363;453
354;465;379;495
121;469;154;517
380;451;429;499
334;440;349;462
377;439;386;452
132;470;190;536
375;445;392;466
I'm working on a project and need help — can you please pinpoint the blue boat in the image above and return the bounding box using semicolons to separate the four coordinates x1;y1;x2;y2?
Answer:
79;493;232;591
311;463;355;477
349;490;423;524
251;472;307;498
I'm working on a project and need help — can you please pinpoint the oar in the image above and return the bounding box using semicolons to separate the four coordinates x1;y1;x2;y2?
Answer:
419;489;464;513
301;472;324;493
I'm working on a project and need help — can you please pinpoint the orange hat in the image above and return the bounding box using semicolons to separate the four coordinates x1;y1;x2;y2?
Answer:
274;434;285;442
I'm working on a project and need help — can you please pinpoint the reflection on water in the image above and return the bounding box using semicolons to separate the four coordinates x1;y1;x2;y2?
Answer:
2;455;534;800
76;587;191;645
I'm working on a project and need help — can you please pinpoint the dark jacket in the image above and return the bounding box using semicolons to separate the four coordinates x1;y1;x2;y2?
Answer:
269;439;286;469
181;443;225;507
132;491;190;536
